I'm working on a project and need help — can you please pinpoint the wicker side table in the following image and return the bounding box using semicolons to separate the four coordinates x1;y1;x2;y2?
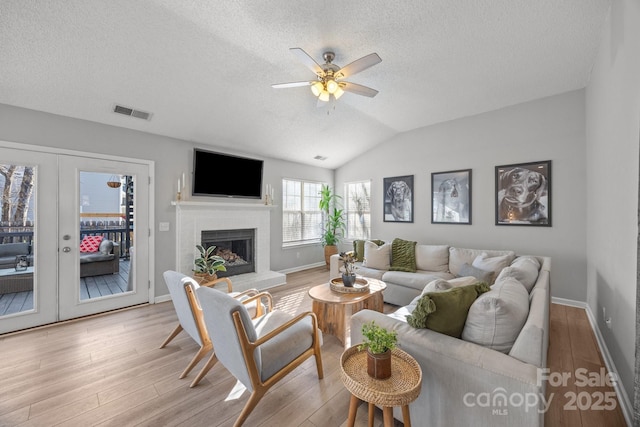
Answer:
340;345;422;427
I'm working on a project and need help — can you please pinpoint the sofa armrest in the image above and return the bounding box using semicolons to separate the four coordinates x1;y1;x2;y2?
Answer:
350;310;546;426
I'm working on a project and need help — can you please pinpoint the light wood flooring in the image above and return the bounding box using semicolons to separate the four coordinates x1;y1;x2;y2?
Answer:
0;266;628;426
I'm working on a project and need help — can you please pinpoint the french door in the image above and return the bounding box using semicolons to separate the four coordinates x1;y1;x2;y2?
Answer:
0;145;151;334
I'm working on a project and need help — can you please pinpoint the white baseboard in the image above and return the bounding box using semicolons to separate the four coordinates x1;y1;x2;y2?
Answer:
552;297;633;426
154;294;171;304
278;262;326;275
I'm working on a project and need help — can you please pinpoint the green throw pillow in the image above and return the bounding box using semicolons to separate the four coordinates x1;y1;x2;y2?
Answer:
389;238;417;272
353;239;384;262
406;282;490;338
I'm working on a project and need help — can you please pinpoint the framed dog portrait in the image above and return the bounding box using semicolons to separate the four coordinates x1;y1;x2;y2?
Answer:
431;169;472;224
495;160;551;226
383;175;414;223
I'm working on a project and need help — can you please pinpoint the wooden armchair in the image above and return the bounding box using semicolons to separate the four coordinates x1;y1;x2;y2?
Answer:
160;271;262;381
193;285;324;427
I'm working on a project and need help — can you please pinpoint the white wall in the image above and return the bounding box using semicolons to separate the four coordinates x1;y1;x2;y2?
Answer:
0;103;333;297
336;90;587;301
586;0;640;401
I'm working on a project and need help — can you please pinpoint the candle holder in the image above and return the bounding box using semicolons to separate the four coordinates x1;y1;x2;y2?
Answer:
264;194;271;205
177;191;182;201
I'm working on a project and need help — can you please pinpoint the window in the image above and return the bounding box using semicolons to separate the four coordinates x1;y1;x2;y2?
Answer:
282;179;324;245
345;180;371;240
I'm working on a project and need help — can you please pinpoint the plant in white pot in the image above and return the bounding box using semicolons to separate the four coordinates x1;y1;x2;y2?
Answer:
358;321;398;379
193;244;227;282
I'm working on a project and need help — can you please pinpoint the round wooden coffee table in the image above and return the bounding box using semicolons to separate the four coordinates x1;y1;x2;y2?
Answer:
340;345;422;427
308;277;386;345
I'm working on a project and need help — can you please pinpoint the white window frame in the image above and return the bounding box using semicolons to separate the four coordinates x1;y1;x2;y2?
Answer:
345;180;372;240
282;178;325;247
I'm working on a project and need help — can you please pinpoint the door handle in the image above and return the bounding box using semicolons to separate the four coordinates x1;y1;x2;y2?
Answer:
62;247;71;253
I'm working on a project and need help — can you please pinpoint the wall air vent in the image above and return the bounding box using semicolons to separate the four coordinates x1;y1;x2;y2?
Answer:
112;104;152;121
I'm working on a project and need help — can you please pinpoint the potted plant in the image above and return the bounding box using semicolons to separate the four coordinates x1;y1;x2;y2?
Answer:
193;244;227;282
339;250;357;287
358;321;398;379
319;184;346;268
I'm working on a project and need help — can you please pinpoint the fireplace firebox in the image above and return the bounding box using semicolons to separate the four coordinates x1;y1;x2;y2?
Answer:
201;228;255;277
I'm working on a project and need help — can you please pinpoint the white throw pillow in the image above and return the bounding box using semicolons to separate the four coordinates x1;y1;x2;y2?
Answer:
362;241;391;270
462;277;529;353
472;252;514;284
415;245;450;272
495;263;539;293
421;276;479;296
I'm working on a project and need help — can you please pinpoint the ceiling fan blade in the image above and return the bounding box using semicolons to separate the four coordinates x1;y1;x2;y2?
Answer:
335;53;381;79
272;81;314;89
290;47;324;76
341;81;379;98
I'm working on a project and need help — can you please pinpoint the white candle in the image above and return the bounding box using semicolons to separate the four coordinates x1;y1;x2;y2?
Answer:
178;178;181;193
182;172;186;190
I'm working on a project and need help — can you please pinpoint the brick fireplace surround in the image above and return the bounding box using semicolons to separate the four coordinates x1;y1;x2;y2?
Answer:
173;201;286;291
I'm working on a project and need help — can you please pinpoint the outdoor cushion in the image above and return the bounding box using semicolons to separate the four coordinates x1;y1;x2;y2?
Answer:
80;235;104;253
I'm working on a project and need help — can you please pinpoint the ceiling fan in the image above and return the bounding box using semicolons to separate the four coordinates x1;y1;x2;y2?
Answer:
272;48;382;103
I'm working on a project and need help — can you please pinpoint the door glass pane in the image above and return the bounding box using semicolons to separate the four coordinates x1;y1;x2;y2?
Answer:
79;172;133;300
0;164;35;316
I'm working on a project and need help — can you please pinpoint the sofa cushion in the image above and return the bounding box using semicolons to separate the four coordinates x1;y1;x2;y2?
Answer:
471;252;514;284
353;239;385;262
382;271;452;292
389;238;417;272
406;282;490;338
462;277;529;353
80;235;104;253
415;245;449;272
362;241;391;270
448;247;515;277
458;263;494;284
80;253;115;263
495;265;538;293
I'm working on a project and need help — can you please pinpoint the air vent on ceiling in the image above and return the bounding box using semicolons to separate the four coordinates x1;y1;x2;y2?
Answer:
113;104;152;121
314;155;327;161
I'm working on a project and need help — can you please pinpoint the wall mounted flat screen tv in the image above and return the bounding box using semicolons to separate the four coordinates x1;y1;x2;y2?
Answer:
192;149;263;199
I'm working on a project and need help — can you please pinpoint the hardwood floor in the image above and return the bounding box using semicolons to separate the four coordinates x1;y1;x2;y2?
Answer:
0;266;628;426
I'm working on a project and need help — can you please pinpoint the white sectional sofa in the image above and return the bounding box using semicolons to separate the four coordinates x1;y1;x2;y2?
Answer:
331;241;551;426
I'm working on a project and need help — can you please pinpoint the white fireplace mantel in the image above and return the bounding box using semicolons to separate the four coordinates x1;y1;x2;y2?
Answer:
173;201;285;291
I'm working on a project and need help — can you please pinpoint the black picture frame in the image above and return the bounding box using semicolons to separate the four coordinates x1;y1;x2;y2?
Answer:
495;160;551;226
383;175;414;223
431;169;472;224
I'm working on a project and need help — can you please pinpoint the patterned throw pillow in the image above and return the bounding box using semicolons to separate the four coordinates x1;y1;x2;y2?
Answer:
80;235;104;253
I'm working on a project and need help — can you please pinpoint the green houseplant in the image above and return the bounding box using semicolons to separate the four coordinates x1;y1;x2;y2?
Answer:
319;184;346;268
358;321;398;379
193;244;227;281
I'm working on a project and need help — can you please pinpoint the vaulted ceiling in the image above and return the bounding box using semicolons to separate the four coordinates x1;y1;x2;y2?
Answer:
0;1;611;168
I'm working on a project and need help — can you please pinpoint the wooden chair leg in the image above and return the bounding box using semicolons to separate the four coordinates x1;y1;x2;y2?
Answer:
234;389;266;427
159;324;183;348
179;344;211;379
190;352;218;388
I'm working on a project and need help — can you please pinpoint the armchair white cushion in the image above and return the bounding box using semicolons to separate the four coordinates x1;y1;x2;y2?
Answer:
194;286;324;427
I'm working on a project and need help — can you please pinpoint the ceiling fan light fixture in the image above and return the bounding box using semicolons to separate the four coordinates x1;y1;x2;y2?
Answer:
333;86;345;99
310;81;323;97
326;79;338;94
318;90;330;102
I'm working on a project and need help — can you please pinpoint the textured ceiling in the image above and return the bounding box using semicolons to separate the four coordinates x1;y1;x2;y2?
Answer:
0;0;610;169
